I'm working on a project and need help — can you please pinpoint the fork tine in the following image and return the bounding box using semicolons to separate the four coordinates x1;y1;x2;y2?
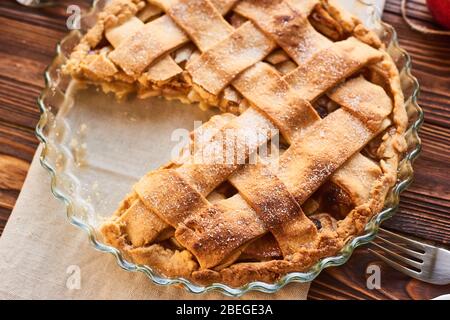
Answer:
368;249;423;280
371;241;423;270
376;235;424;260
379;228;426;251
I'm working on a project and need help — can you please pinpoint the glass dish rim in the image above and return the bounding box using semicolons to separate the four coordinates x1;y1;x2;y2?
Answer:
35;1;424;297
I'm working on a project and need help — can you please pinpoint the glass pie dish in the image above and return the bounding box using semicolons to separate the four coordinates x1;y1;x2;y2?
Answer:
36;0;423;296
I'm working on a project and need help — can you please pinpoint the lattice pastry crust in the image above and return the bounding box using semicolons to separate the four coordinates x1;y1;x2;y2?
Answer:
64;0;408;286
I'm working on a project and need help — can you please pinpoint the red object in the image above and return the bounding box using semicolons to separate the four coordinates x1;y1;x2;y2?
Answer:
426;0;450;30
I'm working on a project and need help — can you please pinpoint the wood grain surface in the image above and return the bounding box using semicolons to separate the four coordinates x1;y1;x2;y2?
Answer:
0;0;449;300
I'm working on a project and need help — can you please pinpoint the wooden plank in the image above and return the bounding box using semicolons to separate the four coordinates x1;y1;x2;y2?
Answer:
0;1;70;231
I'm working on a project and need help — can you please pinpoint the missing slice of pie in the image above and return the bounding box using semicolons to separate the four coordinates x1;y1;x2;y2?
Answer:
64;0;408;287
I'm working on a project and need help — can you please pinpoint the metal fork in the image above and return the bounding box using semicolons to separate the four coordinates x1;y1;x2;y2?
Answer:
368;228;450;285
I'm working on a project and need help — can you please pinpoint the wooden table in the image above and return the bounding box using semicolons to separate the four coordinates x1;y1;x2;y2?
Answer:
0;0;449;300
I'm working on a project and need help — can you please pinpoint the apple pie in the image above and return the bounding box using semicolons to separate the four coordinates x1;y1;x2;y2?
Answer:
64;0;408;287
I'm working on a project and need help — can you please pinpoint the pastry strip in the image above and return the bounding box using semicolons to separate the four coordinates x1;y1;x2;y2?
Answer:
156;0;234;51
135;169;210;226
232;62;320;143
151;0;240;15
186;21;276;95
234;0;331;64
208;0;240;13
278;109;382;204
180;195;266;269
328;76;394;132
140;55;183;83
141;0;239;82
119;198;171;247
228;162;317;256
175;107;277;195
285;37;383;101
331;153;382;206
109;15;189;76
105;16;144;48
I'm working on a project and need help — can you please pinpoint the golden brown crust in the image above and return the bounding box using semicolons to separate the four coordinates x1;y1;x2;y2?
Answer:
72;0;408;287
